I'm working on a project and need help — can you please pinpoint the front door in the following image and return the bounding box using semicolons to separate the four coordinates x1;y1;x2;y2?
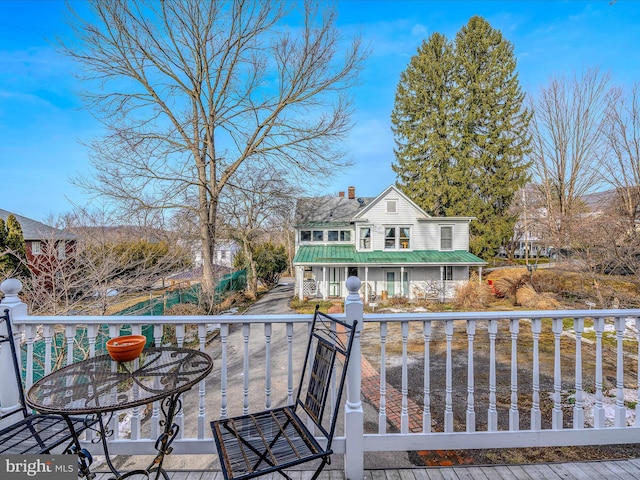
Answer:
329;267;343;296
386;271;395;297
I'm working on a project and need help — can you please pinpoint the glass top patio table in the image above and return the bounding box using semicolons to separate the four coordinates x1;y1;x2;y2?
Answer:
27;347;213;415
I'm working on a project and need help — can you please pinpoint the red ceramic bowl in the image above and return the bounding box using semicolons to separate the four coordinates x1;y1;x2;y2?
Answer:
106;335;146;362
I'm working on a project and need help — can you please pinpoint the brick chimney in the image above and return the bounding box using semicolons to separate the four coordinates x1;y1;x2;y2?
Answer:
348;186;355;199
338;191;345;198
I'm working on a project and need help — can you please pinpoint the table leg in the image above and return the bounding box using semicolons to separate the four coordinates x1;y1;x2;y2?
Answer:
145;393;182;480
62;414;96;480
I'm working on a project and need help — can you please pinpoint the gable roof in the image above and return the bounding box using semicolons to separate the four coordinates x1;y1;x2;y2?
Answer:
294;194;375;227
0;209;76;241
352;185;431;220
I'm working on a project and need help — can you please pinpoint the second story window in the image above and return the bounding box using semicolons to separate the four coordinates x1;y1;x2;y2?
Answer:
441;226;453;250
385;227;396;248
400;227;410;249
360;227;371;249
313;230;323;241
328;230;351;242
57;241;66;259
31;241;41;255
300;230;311;242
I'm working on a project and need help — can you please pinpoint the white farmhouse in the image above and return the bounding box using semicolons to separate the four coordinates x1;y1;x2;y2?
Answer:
293;185;486;303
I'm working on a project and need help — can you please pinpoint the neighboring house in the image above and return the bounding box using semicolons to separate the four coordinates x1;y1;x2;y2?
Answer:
292;185;486;303
191;239;240;269
0;209;77;279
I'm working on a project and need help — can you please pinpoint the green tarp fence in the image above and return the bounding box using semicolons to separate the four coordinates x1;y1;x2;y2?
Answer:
23;270;246;382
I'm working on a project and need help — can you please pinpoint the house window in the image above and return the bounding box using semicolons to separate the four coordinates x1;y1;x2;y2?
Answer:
57;241;66;259
300;230;311;242
443;266;453;281
313;230;324;241
360;227;371;249
328;230;351;242
31;241;41;255
386;200;397;213
400;227;410;249
385;227;396;249
441;226;453;250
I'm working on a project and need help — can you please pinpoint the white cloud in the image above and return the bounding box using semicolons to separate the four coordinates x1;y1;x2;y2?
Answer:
411;23;427;37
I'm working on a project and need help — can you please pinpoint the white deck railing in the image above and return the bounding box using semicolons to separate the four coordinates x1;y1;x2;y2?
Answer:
2;277;640;480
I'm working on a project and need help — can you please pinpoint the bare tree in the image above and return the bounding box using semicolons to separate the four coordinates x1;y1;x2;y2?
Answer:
218;166;296;299
602;82;640;223
21;210;190;316
529;68;612;254
60;0;366;308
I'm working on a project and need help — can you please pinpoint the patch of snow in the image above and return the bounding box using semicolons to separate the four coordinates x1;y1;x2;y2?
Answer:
566;388;637;427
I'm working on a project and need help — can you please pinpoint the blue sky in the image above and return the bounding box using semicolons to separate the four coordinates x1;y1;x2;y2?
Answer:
1;0;640;222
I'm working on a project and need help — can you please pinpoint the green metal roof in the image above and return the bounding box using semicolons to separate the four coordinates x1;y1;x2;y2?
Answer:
293;245;486;266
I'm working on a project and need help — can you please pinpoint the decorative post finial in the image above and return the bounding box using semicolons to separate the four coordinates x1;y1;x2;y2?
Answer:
0;278;23;305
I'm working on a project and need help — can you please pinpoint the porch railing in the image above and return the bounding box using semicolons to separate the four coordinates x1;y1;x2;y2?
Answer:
2;277;640;480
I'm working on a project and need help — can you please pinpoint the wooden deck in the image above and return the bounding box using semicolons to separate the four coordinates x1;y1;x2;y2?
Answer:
90;458;640;479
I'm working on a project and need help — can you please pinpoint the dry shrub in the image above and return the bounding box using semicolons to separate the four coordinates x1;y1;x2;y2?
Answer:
452;281;493;309
164;302;206;316
516;284;560;309
488;269;528;299
388;295;409;307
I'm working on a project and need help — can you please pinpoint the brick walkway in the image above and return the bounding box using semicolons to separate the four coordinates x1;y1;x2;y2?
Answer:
360;356;474;466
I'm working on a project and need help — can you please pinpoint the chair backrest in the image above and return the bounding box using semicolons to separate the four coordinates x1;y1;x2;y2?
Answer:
294;305;357;451
0;309;29;419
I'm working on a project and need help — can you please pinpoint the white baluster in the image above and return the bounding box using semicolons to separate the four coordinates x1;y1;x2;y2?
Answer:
65;325;75;366
243;323;250;415
220;323;229;419
488;319;498;432
198;323;207;439
401;321;409;433
43;324;53;376
531;317;541;430
573;317;584;429
25;325;35;390
286;322;294;404
175;323;185;347
444;319;454;433
423;321;431;433
466;319;476;432
264;323;272;409
87;324;97;358
614;316;626;427
552;318;563;430
379;321;387;434
593;317;605;428
509;318;519;431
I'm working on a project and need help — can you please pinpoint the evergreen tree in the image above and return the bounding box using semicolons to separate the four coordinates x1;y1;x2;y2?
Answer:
392;16;531;259
1;215;30;277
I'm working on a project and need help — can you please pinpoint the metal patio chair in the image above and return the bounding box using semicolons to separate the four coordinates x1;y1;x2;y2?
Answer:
211;305;358;480
0;309;96;469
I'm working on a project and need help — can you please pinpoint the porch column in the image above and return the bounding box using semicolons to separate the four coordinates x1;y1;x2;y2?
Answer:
364;267;369;306
478;266;483;282
344;267;348;299
322;267;327;300
0;279;27;420
297;266;304;300
343;276;364;480
401;266;405;296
